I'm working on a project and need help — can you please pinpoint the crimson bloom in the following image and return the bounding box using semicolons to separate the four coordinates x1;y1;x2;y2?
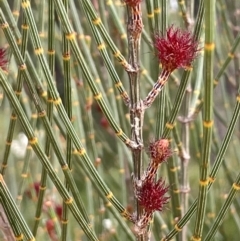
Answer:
136;179;169;213
154;25;199;72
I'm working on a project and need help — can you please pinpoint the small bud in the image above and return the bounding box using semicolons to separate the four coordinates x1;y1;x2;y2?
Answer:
149;139;171;164
34;182;40;197
46;219;57;240
100;116;109;129
55;204;63;219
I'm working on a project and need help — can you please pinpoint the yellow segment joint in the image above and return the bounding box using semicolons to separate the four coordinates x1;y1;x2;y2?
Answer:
62;219;68;224
41;91;47;97
121;209;128;218
21;0;30;8
97;43;105;50
48;50;55;55
15;234;24;241
141;69;148;75
65;197;73;204
106;192;113;199
174;223;182;232
15;90;21;96
213;79;218;86
94;93;102;100
66;32;76;40
179;0;184;5
147;13;154;18
77;148;86;156
19;64;27;71
228;52;234;58
47;98;53;103
233;183;240;191
107;88;113;94
199;179;208;186
38;111;46;118
154;8;161;13
105;201;112;207
63;53;70;61
11;114;17;120
106;0;112;5
12;11;20;17
29;137;38;145
61;164;68;171
31;113;38;118
93;18;101;25
170;166;178;172
115;82;122;88
166;122;174;129
35;48;44;55
53;98;62;105
173;189;180;193
116;129;123;136
191;236;201;241
39;185;46;190
205;43;215;51
21;24;29;29
236;94;240;102
208;176;215;183
113;50;121;58
203;120;214;128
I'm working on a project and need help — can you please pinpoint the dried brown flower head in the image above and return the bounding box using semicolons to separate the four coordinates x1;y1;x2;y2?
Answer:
149;138;172;164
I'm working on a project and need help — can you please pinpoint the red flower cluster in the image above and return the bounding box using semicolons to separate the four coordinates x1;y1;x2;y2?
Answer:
136;179;169;213
124;0;142;7
149;138;172;164
154;26;199;72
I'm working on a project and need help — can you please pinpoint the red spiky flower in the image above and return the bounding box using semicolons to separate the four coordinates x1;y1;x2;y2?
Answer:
136;179;169;213
124;0;142;7
143;26;199;107
0;48;8;71
154;25;199;72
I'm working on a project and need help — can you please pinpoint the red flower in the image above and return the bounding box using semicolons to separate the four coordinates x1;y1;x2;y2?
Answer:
0;48;8;71
154;26;199;72
55;204;63;219
136;179;169;213
149;139;172;164
33;182;40;197
124;0;142;7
